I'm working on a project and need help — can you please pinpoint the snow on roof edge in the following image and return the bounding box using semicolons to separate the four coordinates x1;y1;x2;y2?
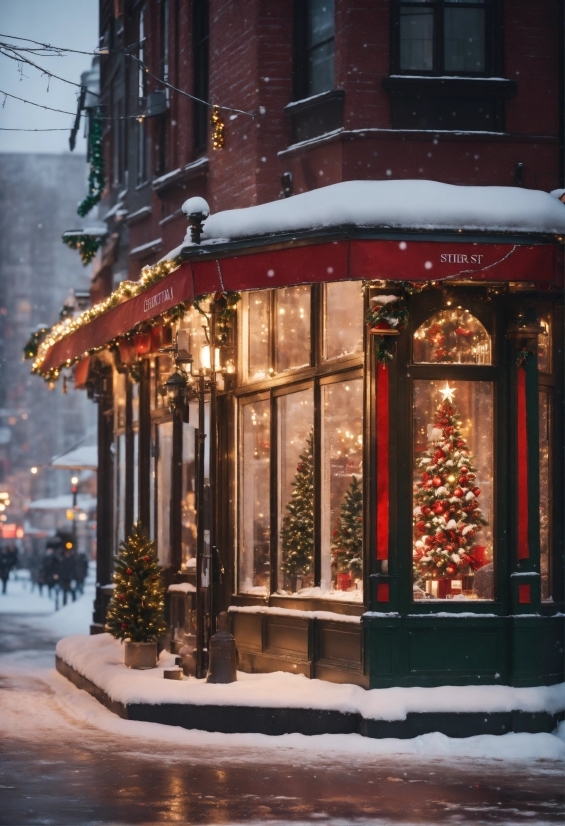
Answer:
177;180;565;253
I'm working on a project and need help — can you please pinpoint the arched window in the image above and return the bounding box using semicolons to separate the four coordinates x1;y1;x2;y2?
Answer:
411;306;494;602
413;308;491;364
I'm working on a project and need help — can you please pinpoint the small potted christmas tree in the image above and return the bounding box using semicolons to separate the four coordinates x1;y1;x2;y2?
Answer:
331;475;363;590
106;524;167;669
280;431;314;592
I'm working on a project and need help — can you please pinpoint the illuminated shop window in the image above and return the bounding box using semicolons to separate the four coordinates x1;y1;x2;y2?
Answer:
323;281;364;361
414;308;491;364
181;424;197;571
156;421;173;566
539;390;551;600
239;399;271;594
538;313;551;373
278;388;314;593
413;379;494;601
321;378;363;600
244;291;271;381
275;286;311;372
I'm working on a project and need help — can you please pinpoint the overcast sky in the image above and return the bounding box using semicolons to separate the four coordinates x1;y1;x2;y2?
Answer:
0;0;98;154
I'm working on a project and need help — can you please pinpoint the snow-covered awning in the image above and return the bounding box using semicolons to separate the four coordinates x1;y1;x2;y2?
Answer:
37;181;564;377
51;446;98;470
185;180;565;245
27;494;97;511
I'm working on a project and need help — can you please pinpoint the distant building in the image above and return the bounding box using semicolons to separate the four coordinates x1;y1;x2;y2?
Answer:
0;154;96;537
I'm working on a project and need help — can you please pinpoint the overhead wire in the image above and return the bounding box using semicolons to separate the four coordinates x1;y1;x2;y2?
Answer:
0;31;257;119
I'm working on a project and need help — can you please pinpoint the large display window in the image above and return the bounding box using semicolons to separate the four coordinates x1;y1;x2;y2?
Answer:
237;282;365;601
410;305;495;601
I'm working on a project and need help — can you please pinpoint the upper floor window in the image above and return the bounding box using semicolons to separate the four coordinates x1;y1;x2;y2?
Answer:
294;0;335;100
395;0;492;76
414;308;491;364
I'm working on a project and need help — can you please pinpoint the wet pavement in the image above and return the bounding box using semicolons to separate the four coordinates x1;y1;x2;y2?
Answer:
0;613;564;826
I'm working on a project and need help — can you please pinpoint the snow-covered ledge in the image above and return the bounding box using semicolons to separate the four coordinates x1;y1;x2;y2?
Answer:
55;634;565;724
228;605;361;624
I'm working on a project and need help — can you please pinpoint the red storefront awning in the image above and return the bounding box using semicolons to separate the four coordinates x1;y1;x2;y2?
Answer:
41;238;562;374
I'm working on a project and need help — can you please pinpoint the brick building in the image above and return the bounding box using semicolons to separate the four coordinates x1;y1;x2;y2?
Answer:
38;0;564;718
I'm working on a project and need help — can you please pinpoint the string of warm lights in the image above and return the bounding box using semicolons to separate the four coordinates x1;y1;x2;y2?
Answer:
31;256;184;379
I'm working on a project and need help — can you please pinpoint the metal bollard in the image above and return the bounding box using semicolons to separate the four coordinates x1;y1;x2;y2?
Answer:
206;611;237;684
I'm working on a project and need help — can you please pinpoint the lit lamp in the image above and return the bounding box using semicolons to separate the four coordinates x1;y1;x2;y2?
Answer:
165;370;188;412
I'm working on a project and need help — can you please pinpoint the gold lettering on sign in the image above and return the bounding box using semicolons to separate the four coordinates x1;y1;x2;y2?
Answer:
440;253;484;264
144;287;174;313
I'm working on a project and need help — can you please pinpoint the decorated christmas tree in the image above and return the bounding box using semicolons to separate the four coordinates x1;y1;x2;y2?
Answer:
331;475;363;578
280;431;314;585
413;384;488;582
106;524;168;642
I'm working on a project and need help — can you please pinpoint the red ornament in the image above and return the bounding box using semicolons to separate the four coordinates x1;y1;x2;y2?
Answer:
460;466;468;474
453;488;464;498
433;502;445;514
143;556;150;562
416;521;426;533
432;476;442;487
473;487;481;496
458;476;468;486
121;622;128;629
446;565;457;575
118;594;125;601
126;568;133;575
421;506;431;515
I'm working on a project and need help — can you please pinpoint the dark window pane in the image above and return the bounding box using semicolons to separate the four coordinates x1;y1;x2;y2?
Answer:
306;0;334;95
400;8;434;71
308;40;334;95
444;8;485;72
308;0;334;48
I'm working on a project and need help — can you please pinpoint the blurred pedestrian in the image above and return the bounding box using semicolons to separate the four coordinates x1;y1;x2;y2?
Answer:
58;548;77;606
0;547;15;594
75;552;88;595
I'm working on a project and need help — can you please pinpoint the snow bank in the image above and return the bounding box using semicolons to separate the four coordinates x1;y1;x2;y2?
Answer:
56;633;565;722
229;605;361;623
44;668;565;761
183;180;565;245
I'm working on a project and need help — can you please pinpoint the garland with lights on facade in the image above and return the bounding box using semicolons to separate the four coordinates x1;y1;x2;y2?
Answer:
364;281;430;364
22;326;49;361
77;115;105;217
31;255;183;379
62;231;104;266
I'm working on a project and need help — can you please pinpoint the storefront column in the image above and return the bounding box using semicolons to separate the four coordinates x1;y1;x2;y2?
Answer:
124;371;134;535
92;363;114;630
137;360;151;531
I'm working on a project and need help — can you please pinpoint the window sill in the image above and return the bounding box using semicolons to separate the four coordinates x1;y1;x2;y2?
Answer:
231;594;365;616
152;156;209;197
384;76;517;98
383;76;517;132
285;89;345;144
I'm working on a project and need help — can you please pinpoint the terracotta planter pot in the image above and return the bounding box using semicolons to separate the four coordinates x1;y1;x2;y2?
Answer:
124;640;158;669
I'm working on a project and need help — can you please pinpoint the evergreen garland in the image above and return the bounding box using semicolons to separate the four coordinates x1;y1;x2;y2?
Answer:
23;327;48;360
105;524;167;642
62;232;103;266
280;430;314;583
77;116;105;218
331;475;363;577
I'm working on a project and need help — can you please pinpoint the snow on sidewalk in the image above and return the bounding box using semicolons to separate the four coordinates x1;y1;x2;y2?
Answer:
57;632;565;722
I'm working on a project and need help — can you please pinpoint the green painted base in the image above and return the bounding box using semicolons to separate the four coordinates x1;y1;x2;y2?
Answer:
364;614;564;688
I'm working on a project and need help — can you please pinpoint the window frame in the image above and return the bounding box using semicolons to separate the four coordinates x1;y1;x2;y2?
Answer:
293;0;336;102
236;283;366;602
389;288;508;614
390;0;501;78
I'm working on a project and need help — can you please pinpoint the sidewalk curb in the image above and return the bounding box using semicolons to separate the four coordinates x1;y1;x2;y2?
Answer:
55;656;564;739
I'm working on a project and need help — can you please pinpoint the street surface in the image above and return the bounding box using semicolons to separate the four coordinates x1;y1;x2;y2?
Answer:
0;581;564;826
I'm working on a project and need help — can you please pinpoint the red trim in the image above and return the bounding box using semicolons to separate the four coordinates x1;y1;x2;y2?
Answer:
517;367;529;560
376;582;390;602
40;240;560;372
376;362;389;560
41;264;194;373
518;583;531;604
